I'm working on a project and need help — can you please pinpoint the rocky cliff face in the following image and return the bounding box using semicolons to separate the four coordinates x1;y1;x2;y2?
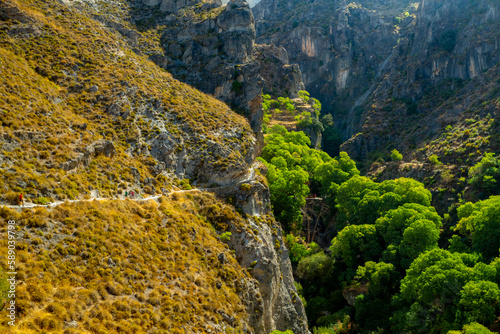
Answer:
340;0;500;160
128;0;307;158
209;161;310;333
379;0;500;105
145;0;263;143
254;0;500;163
254;0;417;137
254;44;305;98
145;0;308;153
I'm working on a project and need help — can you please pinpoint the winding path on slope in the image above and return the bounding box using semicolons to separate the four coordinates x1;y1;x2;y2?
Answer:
1;188;202;210
2;167;258;210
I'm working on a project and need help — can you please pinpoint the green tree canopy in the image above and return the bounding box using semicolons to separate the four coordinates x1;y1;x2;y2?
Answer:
468;153;500;199
353;262;400;331
392;248;500;333
354;261;399;299
456;196;500;260
297;252;333;282
335;177;432;229
312;152;359;196
400;249;473;305
330;224;382;268
458;280;500;325
260;126;358;232
285;234;321;265
268;167;310;231
391;149;403;162
448;322;495;334
376;203;442;246
399;219;441;269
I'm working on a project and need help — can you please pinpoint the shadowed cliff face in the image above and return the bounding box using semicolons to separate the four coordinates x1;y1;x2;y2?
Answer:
253;0;417;134
254;0;500;161
399;0;500;95
339;0;500;161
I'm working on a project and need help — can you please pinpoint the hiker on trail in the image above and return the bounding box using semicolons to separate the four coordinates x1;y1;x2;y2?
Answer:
125;191;128;198
130;191;134;199
19;194;24;207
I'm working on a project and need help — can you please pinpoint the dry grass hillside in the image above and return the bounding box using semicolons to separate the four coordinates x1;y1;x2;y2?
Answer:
0;193;257;333
0;0;254;205
0;0;274;332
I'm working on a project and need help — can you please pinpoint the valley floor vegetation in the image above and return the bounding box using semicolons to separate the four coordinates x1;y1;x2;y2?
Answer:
260;123;500;334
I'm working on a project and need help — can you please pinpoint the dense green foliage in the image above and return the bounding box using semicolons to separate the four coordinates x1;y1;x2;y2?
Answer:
285;234;322;265
468;153;500;199
262;91;323;133
260;111;500;334
390;149;403;162
334;176;432;230
260;125;358;232
262;128;500;333
456;196;500;260
449;323;495;334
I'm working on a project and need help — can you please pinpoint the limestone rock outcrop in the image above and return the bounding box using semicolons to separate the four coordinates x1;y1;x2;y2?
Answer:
254;44;305;98
218;0;256;62
211;161;310;334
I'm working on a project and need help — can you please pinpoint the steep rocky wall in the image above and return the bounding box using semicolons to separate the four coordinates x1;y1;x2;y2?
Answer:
150;0;307;155
254;0;416;136
254;44;305;98
209;162;310;333
394;0;500;99
339;0;500;161
137;0;269;159
254;0;500;162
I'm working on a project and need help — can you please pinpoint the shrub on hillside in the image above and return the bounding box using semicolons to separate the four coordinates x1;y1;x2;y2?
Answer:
468;153;500;199
391;149;403;162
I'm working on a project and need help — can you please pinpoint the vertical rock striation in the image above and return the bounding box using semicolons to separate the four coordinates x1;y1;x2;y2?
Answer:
254;0;500;161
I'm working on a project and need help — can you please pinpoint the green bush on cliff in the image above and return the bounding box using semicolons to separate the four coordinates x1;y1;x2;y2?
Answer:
285;234;321;265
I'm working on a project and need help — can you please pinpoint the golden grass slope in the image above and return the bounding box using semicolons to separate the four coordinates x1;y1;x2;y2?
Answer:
0;0;254;203
0;193;253;333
